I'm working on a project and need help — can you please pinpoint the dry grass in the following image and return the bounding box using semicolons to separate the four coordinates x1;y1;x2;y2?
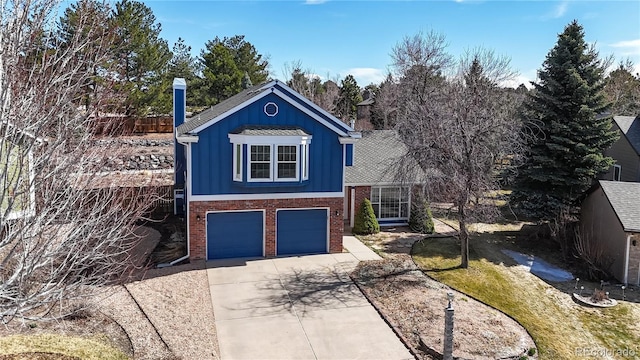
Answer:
0;334;128;360
413;222;640;360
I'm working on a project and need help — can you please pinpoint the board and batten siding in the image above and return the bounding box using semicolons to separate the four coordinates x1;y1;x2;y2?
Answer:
190;93;344;196
604;124;640;182
580;187;629;283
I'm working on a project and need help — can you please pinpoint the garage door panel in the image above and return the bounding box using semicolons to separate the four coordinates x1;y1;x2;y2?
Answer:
207;211;263;260
277;209;327;256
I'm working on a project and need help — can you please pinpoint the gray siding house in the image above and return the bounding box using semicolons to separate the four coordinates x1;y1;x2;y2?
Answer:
602;116;640;182
581;180;640;285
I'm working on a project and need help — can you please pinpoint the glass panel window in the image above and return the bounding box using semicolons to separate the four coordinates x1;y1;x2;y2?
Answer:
250;145;271;179
277;145;297;180
370;187;410;220
613;165;621;181
233;143;242;181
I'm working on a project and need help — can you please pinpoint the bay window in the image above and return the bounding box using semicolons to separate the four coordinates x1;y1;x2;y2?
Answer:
229;126;311;183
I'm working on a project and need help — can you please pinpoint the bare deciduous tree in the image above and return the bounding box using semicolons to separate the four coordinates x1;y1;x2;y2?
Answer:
394;36;525;268
0;0;156;323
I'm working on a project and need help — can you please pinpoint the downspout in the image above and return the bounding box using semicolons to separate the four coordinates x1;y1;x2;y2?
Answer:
623;233;631;285
159;138;197;268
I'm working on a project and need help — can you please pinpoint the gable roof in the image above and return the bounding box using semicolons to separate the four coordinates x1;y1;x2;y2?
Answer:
230;125;310;137
176;80;356;138
599;180;640;232
345;130;408;185
613;116;640;155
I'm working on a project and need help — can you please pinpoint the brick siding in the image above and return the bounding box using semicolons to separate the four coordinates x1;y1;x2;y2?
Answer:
188;197;344;260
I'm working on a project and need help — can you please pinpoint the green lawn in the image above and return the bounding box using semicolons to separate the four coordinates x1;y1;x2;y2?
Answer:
413;223;640;360
0;334;129;360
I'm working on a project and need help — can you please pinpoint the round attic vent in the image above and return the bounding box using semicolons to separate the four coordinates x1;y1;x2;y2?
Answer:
264;102;278;117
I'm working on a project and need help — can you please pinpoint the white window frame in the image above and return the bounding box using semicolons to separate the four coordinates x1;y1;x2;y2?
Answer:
370;187;410;220
275;145;299;181
233;143;243;181
228;133;312;183
613;164;621;181
248;144;273;182
301;144;309;181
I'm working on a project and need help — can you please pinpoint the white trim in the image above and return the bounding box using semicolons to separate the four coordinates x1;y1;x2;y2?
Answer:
228;134;311;145
187;143;193;199
189;191;344;201
172;78;186;90
205;209;266;260
233;143;243;182
176;134;199;144
613;164;621;181
273;80;354;133
190;89;273;134
247;144;273;182
338;137;359;145
301;144;309;181
275;145;299;181
624;234;631;284
272;89;349;136
264;102;278;117
275;207;329;256
345;182;421;187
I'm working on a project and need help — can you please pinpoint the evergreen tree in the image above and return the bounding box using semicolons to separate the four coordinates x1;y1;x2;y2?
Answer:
199;35;269;106
512;20;618;219
409;192;434;234
111;0;171;116
154;37;201;113
352;199;380;235
336;74;362;122
57;0;113;110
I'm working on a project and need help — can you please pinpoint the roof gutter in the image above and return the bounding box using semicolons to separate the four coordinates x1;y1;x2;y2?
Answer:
176;133;199;144
339;131;361;144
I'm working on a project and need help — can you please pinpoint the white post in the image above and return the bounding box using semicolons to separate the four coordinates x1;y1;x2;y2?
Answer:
443;292;454;360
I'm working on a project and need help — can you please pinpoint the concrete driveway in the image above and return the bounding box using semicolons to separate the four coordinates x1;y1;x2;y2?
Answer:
207;236;414;360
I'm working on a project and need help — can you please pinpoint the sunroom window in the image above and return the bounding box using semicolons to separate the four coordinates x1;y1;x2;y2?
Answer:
228;125;311;183
370;187;409;220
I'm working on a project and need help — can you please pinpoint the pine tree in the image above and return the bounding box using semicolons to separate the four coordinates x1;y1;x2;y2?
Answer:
111;0;171;116
336;75;362;122
409;192;434;234
512;20;618;219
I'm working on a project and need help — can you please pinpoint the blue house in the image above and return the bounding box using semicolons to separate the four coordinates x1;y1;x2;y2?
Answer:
172;78;360;260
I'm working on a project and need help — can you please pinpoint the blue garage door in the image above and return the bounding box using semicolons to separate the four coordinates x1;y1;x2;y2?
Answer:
207;211;263;260
277;209;328;256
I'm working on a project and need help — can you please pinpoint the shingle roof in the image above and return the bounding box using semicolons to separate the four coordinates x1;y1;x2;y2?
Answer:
613;116;640;155
600;180;640;232
345;130;408;185
176;83;270;135
357;98;374;106
230;125;310;137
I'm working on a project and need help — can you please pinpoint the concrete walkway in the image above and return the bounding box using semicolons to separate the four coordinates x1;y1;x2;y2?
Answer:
207;237;413;360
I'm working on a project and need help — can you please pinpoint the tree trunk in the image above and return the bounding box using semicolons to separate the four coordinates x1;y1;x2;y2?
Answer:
458;204;469;268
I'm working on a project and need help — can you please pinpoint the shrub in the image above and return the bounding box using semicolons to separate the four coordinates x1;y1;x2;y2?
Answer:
353;199;380;235
409;193;434;234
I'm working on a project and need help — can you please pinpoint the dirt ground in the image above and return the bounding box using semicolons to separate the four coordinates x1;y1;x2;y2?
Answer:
353;221;537;360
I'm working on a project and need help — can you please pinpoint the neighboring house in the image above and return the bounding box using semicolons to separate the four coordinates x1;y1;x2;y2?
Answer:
0;126;37;221
344;130;418;228
172;78;360;261
602;115;640;182
355;97;375;131
581;180;640;285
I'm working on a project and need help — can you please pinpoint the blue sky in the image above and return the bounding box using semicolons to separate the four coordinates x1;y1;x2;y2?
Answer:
143;0;640;88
